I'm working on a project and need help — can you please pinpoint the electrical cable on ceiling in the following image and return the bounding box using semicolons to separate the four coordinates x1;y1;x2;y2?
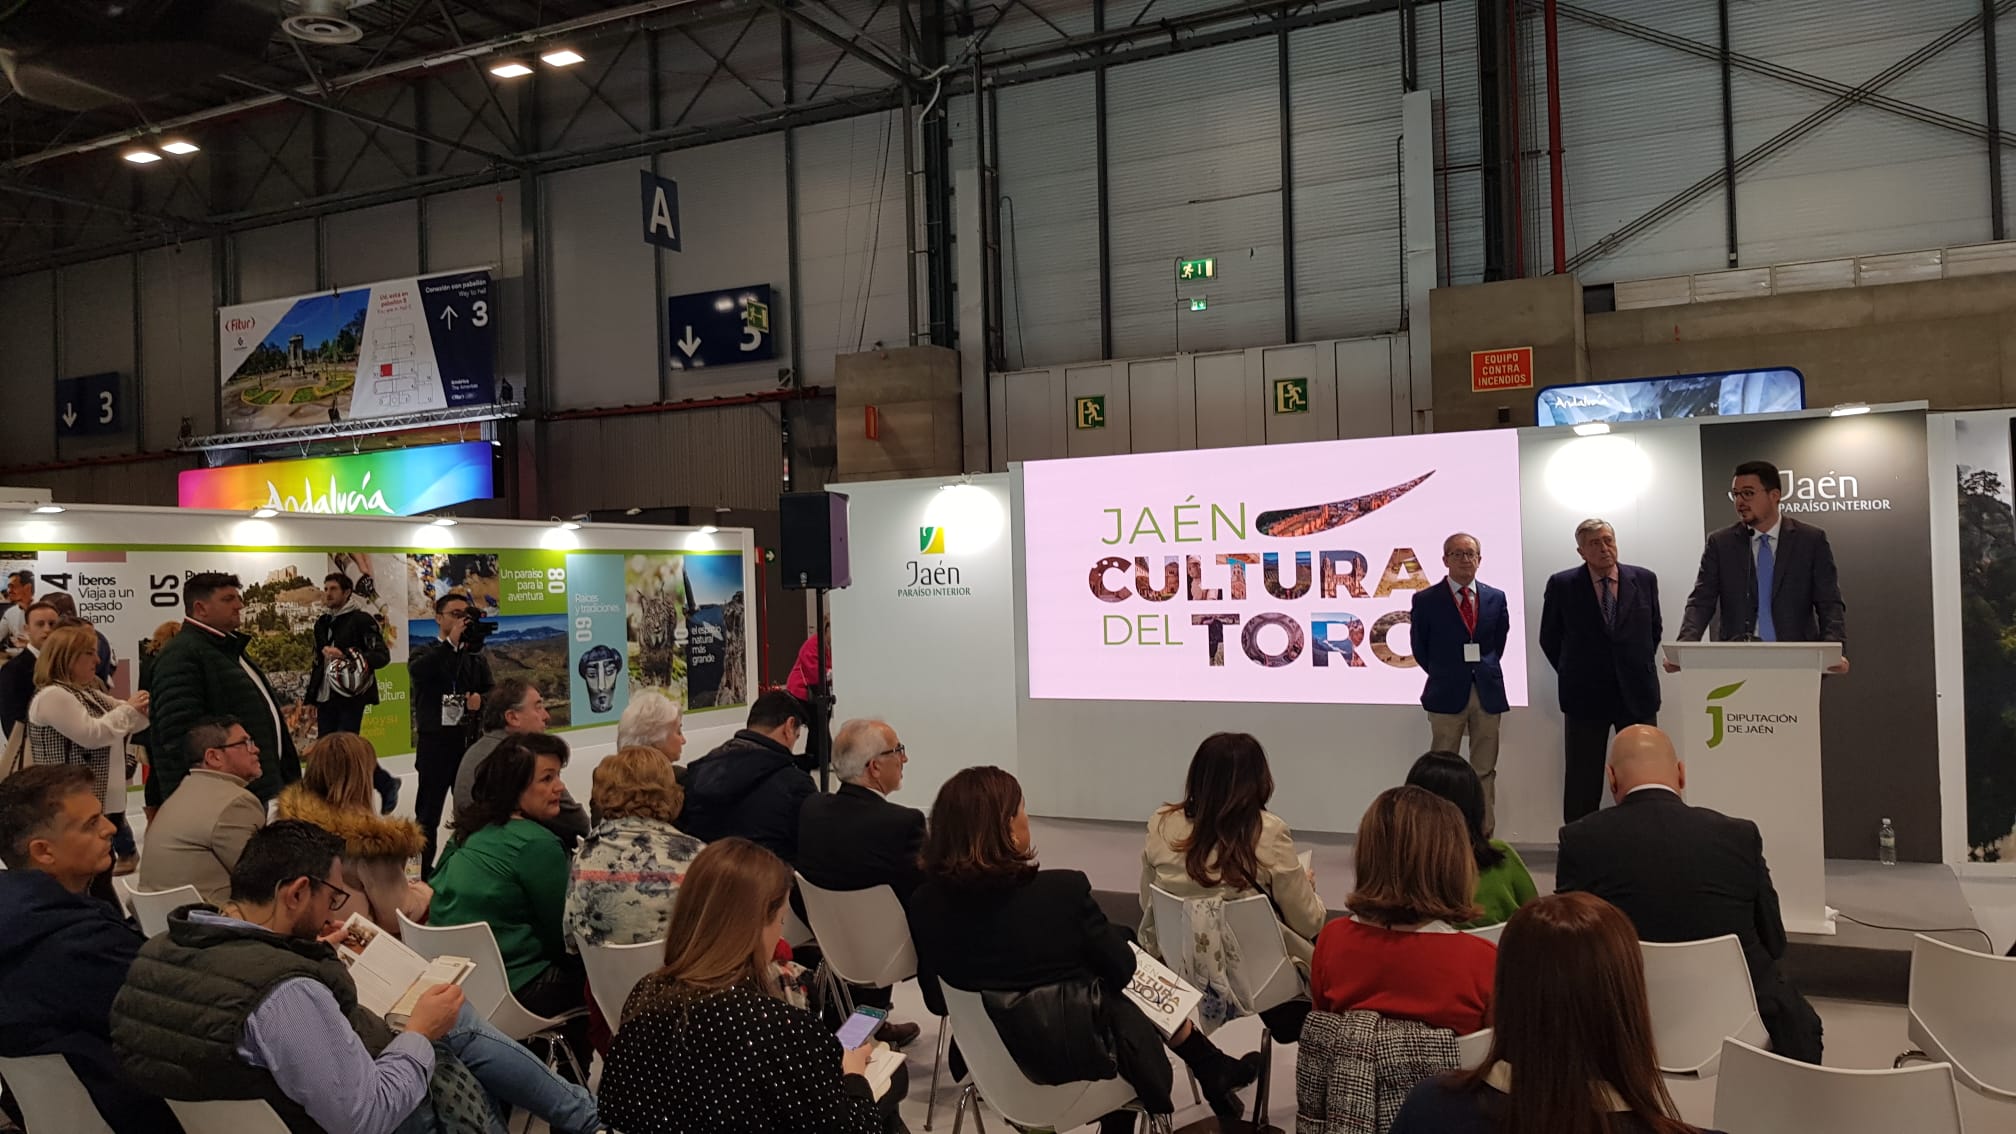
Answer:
853;108;895;353
1001;194;1026;370
1833;911;1996;954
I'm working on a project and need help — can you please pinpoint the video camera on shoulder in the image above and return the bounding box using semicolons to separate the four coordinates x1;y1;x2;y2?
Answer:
454;607;500;648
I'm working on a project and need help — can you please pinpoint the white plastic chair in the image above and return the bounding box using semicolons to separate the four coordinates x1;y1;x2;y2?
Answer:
1464;921;1507;945
1148;885;1305;1127
577;936;664;1029
1639;935;1768;1078
126;883;201;937
1901;932;2016;1100
0;1054;116;1134
164;1098;290;1133
398;912;587;1081
1456;1028;1493;1069
1713;1038;1964;1134
110;873;138;917
388;770;419;823
939;983;1166;1134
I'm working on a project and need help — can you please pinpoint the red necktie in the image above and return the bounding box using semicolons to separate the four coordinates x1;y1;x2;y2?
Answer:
1459;586;1477;635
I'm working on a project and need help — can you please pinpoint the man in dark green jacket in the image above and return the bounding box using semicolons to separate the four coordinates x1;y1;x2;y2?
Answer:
143;572;299;805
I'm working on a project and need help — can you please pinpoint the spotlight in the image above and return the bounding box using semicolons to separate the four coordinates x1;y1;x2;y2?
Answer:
1572;422;1612;436
1830;403;1871;417
700;524;720;534
540;48;585;67
122;149;162;164
489;60;533;78
250;507;279;519
159;139;200;155
557;521;581;531
30;504;64;514
428;516;459;527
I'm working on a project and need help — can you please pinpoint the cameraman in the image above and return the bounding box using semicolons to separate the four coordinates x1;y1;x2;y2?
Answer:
410;593;494;880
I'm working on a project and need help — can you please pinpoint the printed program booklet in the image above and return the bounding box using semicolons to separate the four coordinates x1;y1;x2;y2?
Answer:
334;913;475;1023
860;1042;906;1100
1124;943;1203;1038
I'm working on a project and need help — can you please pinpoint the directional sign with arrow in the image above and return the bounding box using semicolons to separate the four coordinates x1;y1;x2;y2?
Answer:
55;371;123;438
666;284;776;371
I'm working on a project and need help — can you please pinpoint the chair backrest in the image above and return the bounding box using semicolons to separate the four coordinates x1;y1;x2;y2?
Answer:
1639;935;1765;1075
1908;932;2016;1092
387;771;418;822
127;884;201;937
0;1054;116;1134
793;873;917;989
1712;1038;1963;1134
1456;1029;1493;1069
110;873;137;917
938;983;1139;1131
1151;884;1302;1014
1464;921;1507;945
165;1098;291;1134
782;903;816;949
397;911;511;1020
578;936;666;1028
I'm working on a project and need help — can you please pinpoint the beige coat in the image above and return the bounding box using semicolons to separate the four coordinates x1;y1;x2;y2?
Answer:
1138;807;1328;970
274;784;432;934
138;768;265;906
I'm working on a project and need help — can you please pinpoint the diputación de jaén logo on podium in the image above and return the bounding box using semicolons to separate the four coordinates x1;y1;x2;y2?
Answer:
1705;679;1799;748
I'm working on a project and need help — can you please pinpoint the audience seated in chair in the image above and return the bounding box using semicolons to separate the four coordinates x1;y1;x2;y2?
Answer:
679;689;815;861
429;732;591;1072
598;837;907;1133
1556;725;1824;1065
275;732;430;935
907;766;1262;1132
797;717;928;1047
1312;786;1496;1036
451;678;588;851
1390;892;1721;1134
0;766;181;1134
1405;751;1537;928
107;820;600;1134
137;717;266;907
1138;730;1324;1044
616;690;687;782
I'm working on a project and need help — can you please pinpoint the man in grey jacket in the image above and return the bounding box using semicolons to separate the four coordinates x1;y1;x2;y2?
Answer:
451;678;587;848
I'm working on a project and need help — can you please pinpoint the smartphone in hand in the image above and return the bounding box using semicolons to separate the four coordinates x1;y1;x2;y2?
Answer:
835;1006;888;1049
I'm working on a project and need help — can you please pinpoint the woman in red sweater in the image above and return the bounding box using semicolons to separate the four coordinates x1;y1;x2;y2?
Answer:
1311;785;1496;1035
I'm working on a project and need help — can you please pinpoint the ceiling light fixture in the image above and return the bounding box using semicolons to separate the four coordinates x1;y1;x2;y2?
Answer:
557;520;581;531
428;516;459;527
540;48;585;67
122;149;161;165
250;507;280;519
1572;422;1612;436
699;524;720;534
489;60;534;78
30;504;65;514
159;139;200;155
1830;403;1871;417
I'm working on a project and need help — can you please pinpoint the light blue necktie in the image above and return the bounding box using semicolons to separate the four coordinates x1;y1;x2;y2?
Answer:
1755;533;1777;642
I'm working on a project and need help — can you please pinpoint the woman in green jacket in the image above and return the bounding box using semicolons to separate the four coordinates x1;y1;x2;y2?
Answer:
1406;751;1538;928
430;730;589;1068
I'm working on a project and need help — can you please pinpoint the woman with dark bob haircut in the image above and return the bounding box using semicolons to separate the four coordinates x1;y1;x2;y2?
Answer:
1405;751;1537;927
1390;892;1719;1134
906;767;1263;1130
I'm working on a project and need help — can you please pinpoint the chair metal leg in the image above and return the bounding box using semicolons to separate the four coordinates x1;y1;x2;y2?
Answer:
1249;1031;1274;1127
1185;1067;1202;1106
925;1017;951;1130
952;1084;987;1134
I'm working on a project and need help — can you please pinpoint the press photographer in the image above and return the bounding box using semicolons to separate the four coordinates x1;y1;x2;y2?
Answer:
409;594;495;879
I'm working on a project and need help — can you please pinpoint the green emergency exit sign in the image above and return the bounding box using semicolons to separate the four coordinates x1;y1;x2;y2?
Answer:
1176;258;1216;282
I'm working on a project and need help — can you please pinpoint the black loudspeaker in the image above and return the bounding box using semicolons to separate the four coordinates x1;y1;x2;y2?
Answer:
780;491;851;590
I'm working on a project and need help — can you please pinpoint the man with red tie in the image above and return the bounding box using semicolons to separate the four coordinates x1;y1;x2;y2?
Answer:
1409;532;1512;834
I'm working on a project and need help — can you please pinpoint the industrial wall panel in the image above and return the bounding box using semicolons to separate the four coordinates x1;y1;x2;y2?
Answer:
1422;1;1484;285
1192;350;1263;451
1127;358;1189;455
659;14;785;129
59;255;135;388
980;0;1096;54
0;272;56;465
233;220;317;303
1002;369;1063;464
543;405;786;515
1064;364;1127;457
325;201;421;289
2006;11;2016;234
543;159;659;410
1732;0;1992;266
996;74;1102;368
6;458;184;508
1290;14;1405;340
1554;0;1727;283
419;71;520;179
1335;335;1397;439
793;112;912;390
1260;344;1335;445
424;183;525;400
1107;40;1284;358
789;0;903;106
139;241;218;443
656;134;793;401
225;107;320;215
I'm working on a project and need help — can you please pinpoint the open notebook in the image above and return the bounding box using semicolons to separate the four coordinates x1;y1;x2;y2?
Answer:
334;913;475;1024
860;1042;906;1101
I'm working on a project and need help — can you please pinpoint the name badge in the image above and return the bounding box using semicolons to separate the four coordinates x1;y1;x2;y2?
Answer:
1463;643;1482;663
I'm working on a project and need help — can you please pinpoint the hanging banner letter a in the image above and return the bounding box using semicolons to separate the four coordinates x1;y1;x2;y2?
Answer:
641;170;681;251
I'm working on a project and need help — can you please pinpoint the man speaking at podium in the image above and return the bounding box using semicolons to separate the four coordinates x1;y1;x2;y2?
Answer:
1672;460;1848;673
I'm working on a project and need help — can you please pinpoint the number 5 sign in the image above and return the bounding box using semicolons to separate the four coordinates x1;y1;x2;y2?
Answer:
56;372;125;438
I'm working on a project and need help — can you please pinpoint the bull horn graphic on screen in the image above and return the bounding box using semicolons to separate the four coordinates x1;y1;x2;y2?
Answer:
1255;471;1436;537
578;643;624;714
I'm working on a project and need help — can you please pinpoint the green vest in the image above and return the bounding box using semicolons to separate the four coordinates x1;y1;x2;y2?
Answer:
110;908;396;1134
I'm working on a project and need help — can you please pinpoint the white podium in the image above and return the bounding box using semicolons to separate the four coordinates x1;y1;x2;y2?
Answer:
1661;641;1840;935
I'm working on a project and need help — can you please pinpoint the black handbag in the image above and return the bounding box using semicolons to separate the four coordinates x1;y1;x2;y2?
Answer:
981;977;1120;1086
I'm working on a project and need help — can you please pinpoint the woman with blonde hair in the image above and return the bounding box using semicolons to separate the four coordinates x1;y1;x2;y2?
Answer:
26;624;148;879
599;837;903;1133
564;745;703;950
1309;785;1497;1035
275;731;430;933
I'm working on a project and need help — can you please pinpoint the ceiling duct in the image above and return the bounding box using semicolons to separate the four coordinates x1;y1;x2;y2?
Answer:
282;0;376;47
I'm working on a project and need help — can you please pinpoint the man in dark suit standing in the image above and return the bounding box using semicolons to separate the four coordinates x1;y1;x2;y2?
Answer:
1674;459;1848;673
798;717;926;1047
1410;532;1512;834
1540;519;1662;823
1557;724;1823;1063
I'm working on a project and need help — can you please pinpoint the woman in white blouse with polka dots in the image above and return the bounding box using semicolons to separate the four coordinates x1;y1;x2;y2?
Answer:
599;836;905;1133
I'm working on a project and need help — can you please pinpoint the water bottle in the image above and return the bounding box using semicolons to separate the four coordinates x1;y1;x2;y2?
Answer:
1878;817;1897;866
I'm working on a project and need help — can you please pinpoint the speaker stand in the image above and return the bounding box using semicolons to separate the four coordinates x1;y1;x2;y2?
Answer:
809;587;836;792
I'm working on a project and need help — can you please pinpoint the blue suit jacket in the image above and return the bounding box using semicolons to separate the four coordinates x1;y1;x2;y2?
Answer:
1410;578;1510;715
1539;563;1662;722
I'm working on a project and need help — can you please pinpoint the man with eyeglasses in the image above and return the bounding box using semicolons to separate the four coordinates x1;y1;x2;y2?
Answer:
1675;460;1848;673
796;718;926;1047
136;717;267;906
111;820;602;1134
1410;532;1513;834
